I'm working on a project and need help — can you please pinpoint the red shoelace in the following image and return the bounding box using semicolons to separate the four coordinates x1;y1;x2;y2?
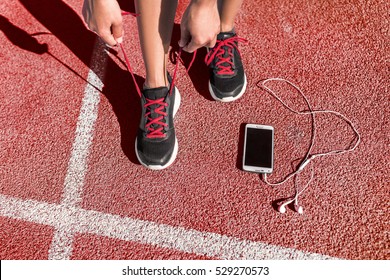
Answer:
119;11;196;139
120;43;196;139
205;36;247;75
119;13;248;138
143;98;168;138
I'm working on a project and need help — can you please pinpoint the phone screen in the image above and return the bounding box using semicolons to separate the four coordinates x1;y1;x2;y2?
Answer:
244;127;273;170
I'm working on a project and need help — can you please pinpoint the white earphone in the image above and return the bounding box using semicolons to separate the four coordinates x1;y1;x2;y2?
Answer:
278;197;303;214
259;78;361;214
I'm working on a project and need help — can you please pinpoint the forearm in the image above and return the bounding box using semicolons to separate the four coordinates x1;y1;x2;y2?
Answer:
190;0;217;5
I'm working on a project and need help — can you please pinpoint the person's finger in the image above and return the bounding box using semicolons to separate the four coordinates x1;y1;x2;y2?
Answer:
81;2;89;25
111;21;123;44
207;36;217;49
99;29;118;47
183;40;201;53
179;25;191;48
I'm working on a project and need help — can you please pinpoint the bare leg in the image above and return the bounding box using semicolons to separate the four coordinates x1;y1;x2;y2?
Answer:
135;0;178;88
218;0;243;32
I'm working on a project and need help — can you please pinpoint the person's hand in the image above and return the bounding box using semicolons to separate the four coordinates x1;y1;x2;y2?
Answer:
179;0;220;53
82;0;123;46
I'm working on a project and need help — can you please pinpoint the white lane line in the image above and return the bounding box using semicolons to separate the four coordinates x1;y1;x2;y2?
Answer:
0;194;337;260
49;40;107;260
61;40;107;207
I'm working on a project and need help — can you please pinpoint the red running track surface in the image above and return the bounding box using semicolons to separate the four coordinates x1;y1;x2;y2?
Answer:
0;0;388;260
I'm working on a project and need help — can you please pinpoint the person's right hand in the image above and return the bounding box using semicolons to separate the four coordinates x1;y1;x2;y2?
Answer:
179;0;220;53
82;0;123;46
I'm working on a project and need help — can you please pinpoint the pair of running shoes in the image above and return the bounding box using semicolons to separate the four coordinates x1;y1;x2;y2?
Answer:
135;31;246;170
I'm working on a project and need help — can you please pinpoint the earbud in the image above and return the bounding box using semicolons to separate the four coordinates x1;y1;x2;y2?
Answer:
277;199;295;214
278;198;304;214
278;204;287;213
293;203;304;214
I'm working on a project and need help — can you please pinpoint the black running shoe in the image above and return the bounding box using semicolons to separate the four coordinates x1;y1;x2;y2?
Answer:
206;31;247;102
135;84;180;170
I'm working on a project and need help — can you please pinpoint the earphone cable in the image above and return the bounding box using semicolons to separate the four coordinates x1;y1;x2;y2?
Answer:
259;78;361;207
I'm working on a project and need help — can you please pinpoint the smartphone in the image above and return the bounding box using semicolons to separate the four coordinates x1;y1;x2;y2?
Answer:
242;124;274;173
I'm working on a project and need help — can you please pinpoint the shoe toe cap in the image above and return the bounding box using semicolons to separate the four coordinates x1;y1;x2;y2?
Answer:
136;130;177;168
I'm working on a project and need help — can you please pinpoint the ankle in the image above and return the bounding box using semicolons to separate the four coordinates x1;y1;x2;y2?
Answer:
220;24;235;33
144;76;168;89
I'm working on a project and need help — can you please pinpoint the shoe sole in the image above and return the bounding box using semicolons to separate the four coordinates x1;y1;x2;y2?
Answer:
135;87;181;170
209;74;247;102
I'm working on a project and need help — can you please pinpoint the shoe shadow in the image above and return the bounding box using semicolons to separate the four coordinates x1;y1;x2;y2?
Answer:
17;0;142;164
169;23;214;101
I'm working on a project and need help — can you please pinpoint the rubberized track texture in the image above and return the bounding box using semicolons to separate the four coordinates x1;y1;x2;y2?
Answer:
0;0;389;260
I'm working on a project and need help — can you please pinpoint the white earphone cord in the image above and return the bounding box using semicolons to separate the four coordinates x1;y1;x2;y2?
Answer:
259;78;361;210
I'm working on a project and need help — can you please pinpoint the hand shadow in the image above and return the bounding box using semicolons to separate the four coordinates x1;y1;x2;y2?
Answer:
169;23;214;101
0;14;48;54
15;0;142;164
0;14;104;93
